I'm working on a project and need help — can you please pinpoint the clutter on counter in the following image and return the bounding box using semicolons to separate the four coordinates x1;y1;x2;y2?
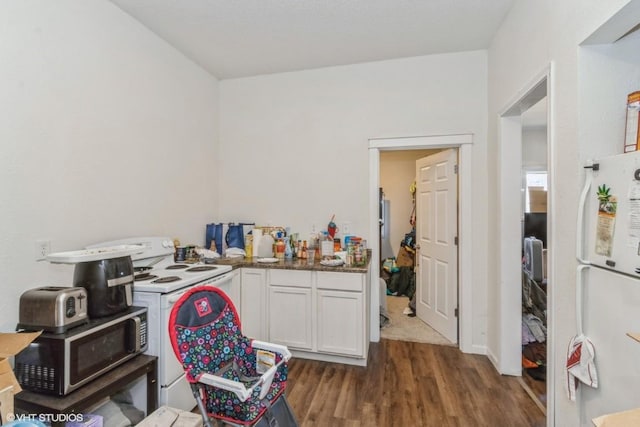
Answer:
201;217;369;269
215;250;371;273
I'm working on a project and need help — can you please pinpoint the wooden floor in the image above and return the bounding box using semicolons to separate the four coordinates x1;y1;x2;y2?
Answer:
286;339;546;427
522;368;547;411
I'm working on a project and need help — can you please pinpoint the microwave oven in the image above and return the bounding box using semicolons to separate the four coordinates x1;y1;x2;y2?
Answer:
14;306;148;396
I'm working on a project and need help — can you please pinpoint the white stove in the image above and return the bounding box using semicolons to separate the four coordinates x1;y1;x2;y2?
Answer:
87;237;233;412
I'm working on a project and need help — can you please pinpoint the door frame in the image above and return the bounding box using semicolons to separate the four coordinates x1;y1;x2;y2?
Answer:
368;134;474;354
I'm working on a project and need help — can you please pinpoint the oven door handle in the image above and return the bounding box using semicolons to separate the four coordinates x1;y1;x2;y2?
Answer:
166;272;233;305
168;289;189;305
205;272;233;285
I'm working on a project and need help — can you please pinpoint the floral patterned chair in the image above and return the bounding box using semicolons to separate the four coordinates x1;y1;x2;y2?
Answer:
168;285;296;426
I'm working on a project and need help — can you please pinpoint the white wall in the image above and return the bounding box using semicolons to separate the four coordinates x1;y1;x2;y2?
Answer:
522;128;548;170
219;51;490;351
380;151;417;259
488;0;635;425
380;150;437;258
0;1;220;331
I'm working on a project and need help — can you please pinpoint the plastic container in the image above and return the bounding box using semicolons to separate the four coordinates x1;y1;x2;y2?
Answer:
306;249;315;265
321;240;334;259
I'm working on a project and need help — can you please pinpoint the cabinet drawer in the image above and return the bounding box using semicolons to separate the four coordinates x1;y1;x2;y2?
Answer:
269;269;312;288
317;271;363;292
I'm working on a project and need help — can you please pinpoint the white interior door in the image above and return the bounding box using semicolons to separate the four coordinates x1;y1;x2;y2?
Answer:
416;148;458;343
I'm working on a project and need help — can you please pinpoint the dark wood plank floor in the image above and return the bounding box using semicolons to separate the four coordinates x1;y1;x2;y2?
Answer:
286;339;546;427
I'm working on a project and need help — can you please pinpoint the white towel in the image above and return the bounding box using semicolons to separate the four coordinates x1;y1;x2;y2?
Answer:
224;247;246;258
566;334;597;401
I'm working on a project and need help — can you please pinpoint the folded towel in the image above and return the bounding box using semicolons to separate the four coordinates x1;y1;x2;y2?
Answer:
196;248;220;259
225;247;246;258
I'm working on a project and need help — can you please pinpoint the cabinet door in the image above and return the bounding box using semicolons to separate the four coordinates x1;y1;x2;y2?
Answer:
240;268;267;340
317;289;363;357
268;286;313;350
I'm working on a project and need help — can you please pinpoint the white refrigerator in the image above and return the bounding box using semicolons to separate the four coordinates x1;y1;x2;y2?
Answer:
577;151;640;424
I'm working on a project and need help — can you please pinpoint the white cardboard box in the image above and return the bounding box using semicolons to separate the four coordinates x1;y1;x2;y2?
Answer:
137;406;203;427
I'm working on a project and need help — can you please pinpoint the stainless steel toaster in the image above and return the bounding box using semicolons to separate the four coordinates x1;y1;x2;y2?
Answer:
18;286;89;333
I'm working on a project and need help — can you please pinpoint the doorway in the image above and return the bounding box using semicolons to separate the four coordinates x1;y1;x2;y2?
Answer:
521;96;549;411
368;134;473;353
498;68;551;414
378;149;455;345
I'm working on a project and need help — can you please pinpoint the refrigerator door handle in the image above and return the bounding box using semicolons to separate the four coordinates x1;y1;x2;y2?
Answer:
575;264;590;336
576;167;593;265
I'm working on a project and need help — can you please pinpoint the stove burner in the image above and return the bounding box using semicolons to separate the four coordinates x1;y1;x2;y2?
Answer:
186;266;218;272
152;276;181;283
135;274;158;281
166;264;189;270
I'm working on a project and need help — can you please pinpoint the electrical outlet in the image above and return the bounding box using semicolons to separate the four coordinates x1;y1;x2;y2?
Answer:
342;222;351;234
311;223;316;233
35;239;51;261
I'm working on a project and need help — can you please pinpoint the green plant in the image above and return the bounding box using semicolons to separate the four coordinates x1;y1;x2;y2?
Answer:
597;184;611;203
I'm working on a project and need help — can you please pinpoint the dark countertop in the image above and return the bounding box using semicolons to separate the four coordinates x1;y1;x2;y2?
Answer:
211;253;370;273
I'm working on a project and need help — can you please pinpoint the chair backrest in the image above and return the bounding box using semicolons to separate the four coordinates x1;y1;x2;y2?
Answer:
168;285;243;381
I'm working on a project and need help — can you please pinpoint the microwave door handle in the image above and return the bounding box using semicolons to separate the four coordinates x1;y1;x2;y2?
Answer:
127;316;142;353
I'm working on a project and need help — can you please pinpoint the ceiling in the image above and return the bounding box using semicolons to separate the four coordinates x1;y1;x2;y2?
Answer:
109;0;515;80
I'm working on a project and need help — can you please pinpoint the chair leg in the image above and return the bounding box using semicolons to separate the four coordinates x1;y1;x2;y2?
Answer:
261;401;278;427
281;396;299;427
191;384;215;427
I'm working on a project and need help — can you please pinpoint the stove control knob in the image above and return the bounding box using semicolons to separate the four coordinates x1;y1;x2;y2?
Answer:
163;240;173;248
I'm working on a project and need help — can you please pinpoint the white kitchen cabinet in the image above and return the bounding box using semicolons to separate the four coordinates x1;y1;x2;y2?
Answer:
316;289;363;356
268;270;313;350
240;268;267;341
228;269;241;312
235;265;369;366
316;272;365;358
268;286;313;350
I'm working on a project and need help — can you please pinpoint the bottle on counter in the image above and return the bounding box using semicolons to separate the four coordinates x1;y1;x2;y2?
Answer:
252;228;263;258
301;240;308;259
284;236;293;259
275;239;285;259
245;235;253;259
